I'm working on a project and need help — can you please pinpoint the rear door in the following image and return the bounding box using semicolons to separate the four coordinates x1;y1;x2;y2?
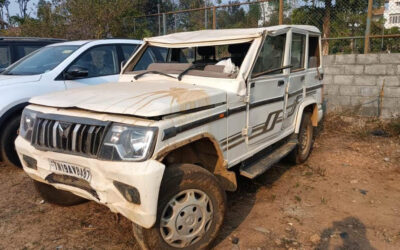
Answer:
283;31;307;131
64;44;120;88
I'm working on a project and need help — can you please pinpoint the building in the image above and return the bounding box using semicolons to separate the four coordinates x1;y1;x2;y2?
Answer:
384;0;400;29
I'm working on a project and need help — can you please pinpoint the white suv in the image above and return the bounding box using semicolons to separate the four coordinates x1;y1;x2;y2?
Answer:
0;39;142;167
16;25;323;249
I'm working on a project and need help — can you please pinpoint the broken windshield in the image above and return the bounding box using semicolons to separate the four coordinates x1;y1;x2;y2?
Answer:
128;42;252;79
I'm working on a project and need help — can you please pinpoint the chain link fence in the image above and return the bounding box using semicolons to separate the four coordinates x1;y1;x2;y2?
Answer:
122;0;400;55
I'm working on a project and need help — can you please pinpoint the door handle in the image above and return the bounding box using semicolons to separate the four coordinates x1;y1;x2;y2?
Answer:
278;80;285;86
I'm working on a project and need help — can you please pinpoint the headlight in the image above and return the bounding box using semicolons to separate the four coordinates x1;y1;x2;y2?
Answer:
20;109;37;141
99;124;157;161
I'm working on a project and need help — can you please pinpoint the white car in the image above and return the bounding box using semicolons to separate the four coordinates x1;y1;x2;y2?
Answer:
0;39;142;167
16;25;323;249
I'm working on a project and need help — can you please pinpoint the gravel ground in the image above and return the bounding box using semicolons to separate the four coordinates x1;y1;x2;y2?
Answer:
0;115;399;250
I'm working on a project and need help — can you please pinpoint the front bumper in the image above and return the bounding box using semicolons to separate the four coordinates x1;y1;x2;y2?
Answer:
15;136;165;228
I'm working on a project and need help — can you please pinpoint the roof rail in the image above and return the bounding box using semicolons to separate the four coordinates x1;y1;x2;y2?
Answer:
0;37;66;41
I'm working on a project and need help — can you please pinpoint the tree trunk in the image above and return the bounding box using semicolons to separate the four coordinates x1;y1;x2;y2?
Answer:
322;0;331;55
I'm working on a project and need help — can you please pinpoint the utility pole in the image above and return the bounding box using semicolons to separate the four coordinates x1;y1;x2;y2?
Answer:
212;6;216;29
279;0;284;25
364;0;373;54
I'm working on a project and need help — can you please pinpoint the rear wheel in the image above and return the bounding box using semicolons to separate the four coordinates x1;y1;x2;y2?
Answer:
133;164;226;250
0;115;22;168
33;180;87;206
288;112;314;164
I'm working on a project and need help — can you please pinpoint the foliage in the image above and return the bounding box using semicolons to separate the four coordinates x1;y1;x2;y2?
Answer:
0;0;397;55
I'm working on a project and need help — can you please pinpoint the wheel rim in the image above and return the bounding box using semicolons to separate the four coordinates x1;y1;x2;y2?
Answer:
299;122;312;156
160;189;213;248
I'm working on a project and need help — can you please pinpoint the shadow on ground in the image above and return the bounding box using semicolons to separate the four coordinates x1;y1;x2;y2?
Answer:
316;217;376;250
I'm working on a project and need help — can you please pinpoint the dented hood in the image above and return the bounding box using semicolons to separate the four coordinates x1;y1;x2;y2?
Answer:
30;80;226;117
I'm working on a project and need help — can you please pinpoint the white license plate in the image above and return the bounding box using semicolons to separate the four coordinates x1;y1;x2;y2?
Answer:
49;160;92;182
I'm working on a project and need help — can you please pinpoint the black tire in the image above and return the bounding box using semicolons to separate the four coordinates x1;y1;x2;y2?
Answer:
133;164;226;250
0;115;22;168
33;180;87;206
288;112;314;164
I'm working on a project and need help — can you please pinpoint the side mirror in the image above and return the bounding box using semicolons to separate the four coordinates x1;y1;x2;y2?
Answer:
64;66;88;80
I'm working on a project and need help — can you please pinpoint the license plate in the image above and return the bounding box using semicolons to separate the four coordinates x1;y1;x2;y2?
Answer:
49;160;92;182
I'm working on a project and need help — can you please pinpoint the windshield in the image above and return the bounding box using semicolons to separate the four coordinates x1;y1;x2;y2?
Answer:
3;45;79;75
128;42;252;79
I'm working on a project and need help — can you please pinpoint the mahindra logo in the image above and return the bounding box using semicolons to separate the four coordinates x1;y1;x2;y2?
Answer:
58;122;72;138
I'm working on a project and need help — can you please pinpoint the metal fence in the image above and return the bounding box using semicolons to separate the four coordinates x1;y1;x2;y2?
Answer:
122;0;400;55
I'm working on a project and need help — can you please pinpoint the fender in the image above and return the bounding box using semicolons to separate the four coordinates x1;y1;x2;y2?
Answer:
294;98;318;134
154;132;237;191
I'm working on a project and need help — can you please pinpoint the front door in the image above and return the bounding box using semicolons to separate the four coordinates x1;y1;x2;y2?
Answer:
246;33;288;151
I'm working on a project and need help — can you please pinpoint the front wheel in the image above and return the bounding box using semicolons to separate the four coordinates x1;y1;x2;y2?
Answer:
133;164;226;250
288;112;314;164
0;115;22;168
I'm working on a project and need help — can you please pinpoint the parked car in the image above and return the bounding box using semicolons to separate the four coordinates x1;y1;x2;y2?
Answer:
0;37;65;72
16;25;323;249
0;39;142;168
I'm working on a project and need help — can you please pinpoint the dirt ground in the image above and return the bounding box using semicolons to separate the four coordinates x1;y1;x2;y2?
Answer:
1;115;400;250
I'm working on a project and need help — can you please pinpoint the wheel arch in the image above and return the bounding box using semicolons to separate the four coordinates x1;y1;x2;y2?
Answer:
0;102;28;161
295;100;318;134
154;133;237;191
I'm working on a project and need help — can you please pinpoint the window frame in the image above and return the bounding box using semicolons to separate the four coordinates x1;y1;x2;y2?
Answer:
307;35;321;69
290;32;307;73
249;32;288;79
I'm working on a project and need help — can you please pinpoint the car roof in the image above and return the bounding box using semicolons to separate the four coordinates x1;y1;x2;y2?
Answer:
0;37;65;42
145;25;320;47
47;39;143;47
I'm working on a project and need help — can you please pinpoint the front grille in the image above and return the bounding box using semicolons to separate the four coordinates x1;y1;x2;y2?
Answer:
32;117;107;157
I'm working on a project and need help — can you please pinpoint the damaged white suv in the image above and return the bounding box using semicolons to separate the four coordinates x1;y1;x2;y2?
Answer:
16;25;324;249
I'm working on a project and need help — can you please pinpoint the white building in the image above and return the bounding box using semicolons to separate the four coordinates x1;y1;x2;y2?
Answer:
384;0;400;29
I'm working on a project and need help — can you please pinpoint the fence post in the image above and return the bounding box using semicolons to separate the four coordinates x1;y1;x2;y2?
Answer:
279;0;284;25
163;13;166;35
364;0;373;54
157;3;161;35
205;8;208;29
213;6;216;29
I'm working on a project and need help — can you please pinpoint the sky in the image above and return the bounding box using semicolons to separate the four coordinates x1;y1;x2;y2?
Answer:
8;0;39;17
6;0;246;18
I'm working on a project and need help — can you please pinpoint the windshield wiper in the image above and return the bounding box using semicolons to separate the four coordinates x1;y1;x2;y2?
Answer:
252;65;293;78
134;70;176;80
177;64;204;81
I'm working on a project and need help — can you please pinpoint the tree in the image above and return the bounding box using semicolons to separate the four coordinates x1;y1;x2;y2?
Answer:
18;0;30;19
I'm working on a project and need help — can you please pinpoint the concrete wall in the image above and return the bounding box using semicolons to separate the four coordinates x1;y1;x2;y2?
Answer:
323;53;400;118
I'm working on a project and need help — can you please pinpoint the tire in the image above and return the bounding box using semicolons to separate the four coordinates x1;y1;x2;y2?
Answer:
288;112;314;164
33;180;87;206
133;164;227;250
0;115;22;168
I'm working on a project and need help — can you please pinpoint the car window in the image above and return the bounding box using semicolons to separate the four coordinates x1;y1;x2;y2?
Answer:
0;45;11;69
15;45;42;60
291;33;306;71
252;34;286;76
3;45;78;75
69;45;119;78
133;46;168;71
308;36;320;68
121;44;138;61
